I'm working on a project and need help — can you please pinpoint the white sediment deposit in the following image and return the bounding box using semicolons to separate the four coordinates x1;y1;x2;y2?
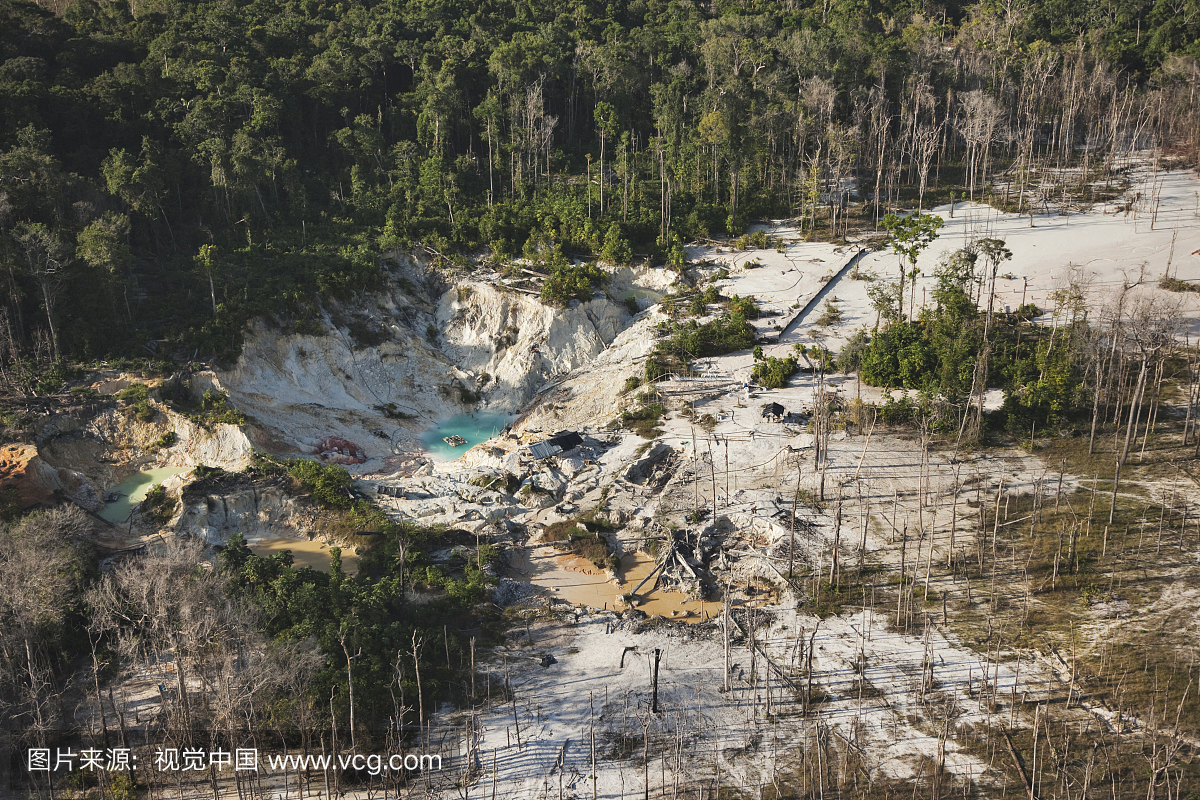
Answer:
39;163;1200;798
437;281;632;410
213;260;674;472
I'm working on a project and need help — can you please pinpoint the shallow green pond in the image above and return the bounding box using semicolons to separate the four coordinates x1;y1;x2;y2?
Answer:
99;467;191;524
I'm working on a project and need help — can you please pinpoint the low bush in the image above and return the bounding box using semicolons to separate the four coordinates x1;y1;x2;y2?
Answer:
879;392;916;425
657;314;756;362
543;519;586;542
540;250;608;306
140;484;175;523
288;459;354;510
752;356;799;389
1159;274;1199;293
189;389;247;426
117;383;149;402
621;402;665;438
727;294;759;319
816;298;843;327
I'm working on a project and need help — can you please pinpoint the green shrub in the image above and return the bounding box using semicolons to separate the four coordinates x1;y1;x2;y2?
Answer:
1159;274;1200;293
152;431;177;449
477;543;500;568
752;356;799;389
621;402;665;438
860;321;937;390
117;384;149;402
36;363;67;395
192;464;225;480
288;459;354;510
879;392;916;425
571;533;611;568
601;223;632;265
189;389;246;426
727;295;759;319
117;383;155;421
836;330;870;373
0;486;22;522
541;251;608;306
543;520;586;541
657;314;755;362
140;484;176;523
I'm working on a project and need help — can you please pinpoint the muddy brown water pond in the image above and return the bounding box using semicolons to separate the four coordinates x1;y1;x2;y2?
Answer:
508;547;712;622
249;538;360;574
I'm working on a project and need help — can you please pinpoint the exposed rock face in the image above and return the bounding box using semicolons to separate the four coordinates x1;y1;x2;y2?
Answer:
0;443;97;510
625;442;676;485
175;486;309;544
510;311;664;437
437;282;632;412
215;318;457;462
213;264;648;471
40;402;253;490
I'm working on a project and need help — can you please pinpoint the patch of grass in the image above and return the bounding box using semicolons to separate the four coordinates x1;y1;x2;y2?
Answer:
1158;274;1199;293
542;516;618;569
192;464;226;480
152;431;177;449
188;389;246;427
117;384;149;403
542;519;585;542
621;400;665;439
374;402;416;420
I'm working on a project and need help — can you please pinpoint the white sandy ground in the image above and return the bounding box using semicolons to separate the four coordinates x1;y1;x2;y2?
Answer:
392;166;1200;796
776;165;1200;354
463;607;1048;799
82;164;1200;798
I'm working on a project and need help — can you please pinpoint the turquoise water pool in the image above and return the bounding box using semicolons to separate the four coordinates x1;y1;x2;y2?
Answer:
99;467;191;524
418;412;513;460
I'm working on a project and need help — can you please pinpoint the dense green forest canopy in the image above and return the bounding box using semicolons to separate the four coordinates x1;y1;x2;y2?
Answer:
1;0;1197;367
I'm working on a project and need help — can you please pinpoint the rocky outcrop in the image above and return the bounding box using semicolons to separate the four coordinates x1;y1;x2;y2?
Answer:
437;282;633;412
212;262;648;471
174;486;309;544
0;443;98;511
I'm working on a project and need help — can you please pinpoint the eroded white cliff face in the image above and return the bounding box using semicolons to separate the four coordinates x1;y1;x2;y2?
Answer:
211;260;672;471
174;485;310;544
436;281;632;412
